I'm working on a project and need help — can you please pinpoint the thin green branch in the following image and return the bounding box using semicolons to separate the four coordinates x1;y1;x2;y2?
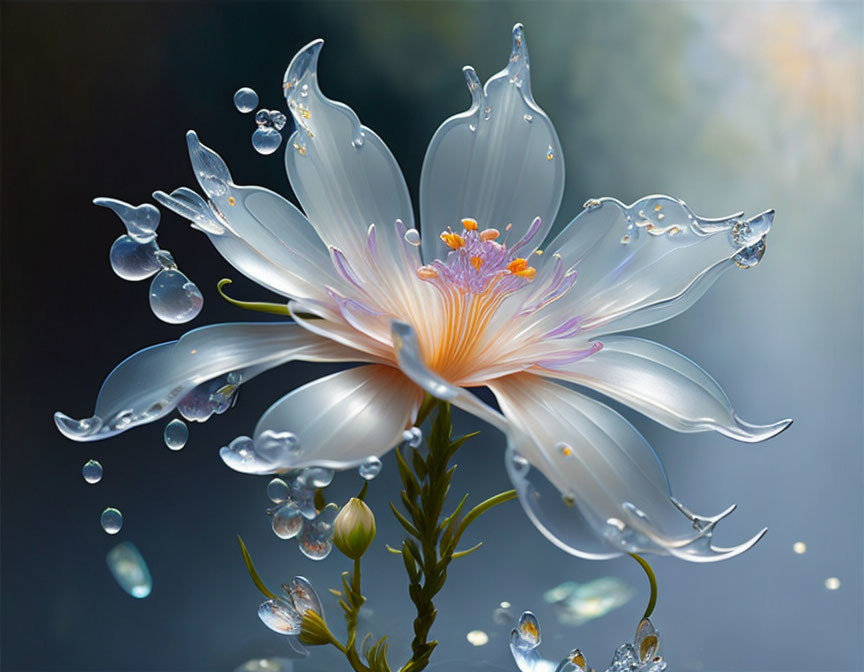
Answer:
628;553;658;619
217;279;291;315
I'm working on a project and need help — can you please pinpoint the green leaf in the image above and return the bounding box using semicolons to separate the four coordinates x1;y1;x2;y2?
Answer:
236;535;278;600
451;542;483;559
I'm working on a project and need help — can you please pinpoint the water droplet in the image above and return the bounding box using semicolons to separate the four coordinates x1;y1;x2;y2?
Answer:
557;649;588;672
303;467;334;488
234;87;259;113
106;541;152;598
101;507;123;534
482;106;491;121
178;373;238;422
149;269;204;324
732;211;773;247
468;123;477;133
402;426;422;448
109;235;160;281
466;630;488;646
793;541;807;554
267;478;292;503
359;456;382;481
255;109;273;127
516;611;541;648
825;577;841;590
258;597;302;634
510;452;530;476
82;459;103;484
270;111;288;131
252;127;283;155
523;113;533;123
351;134;365;149
164;418;188;450
403;228;421;246
299;503;337;560
733;240;766;269
154;249;178;270
546;146;555;161
272;500;304;539
94;198;160;243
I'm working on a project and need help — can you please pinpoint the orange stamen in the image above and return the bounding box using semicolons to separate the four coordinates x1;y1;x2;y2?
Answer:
470;255;484;271
507;257;536;279
480;228;500;241
440;232;465;250
461;218;478;231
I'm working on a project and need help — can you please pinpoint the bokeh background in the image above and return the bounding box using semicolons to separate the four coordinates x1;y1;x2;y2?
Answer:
2;2;862;671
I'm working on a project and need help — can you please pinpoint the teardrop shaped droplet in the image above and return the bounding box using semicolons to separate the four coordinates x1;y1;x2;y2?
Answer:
403;228;421;246
402;426;423;448
101;507;123;535
163;418;188;450
267;477;292;503
734;240;766;269
110;235;160;281
303;467;334;488
516;611;541;648
252;127;283;155
82;459;103;484
556;649;587;672
149;269;204;324
299;503;337;560
106;541;152;598
234;87;259;113
272;500;304;539
359;456;382;481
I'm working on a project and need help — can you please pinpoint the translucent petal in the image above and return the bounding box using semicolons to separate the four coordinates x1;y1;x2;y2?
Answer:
298;503;338;560
284;576;324;618
420;24;564;264
509;611;557;672
55;323;363;442
490;373;766;561
258;597;302;635
391;320;509;432
283;40;418;272
252;365;423;470
634;618;659;663
544;196;774;334
154;132;340;302
541;336;792;442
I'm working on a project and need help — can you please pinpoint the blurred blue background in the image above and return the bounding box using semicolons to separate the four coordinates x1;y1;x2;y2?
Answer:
1;2;861;671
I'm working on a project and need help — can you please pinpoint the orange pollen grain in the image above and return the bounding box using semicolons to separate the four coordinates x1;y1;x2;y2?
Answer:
461;218;478;231
440;232;465;250
480;228;500;241
507;258;537;279
417;266;439;279
470;255;484;271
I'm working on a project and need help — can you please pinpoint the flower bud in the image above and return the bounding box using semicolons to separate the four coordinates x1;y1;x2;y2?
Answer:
333;497;376;559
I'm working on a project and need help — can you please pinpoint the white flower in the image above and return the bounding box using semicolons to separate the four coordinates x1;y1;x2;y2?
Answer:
55;24;790;562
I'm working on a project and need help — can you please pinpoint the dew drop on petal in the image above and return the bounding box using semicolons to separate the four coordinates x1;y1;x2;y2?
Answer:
403;228;421;246
109;235;161;281
303;467;334;488
258;597;302;634
82;459;103;484
234;87;259;113
523;113;534;123
149;269;204;324
252;127;283;155
402;426;423;448
734;240;766;269
272;500;304;539
106;541;152;598
101;507;123;534
546;146;555;161
299;503;337;560
267;478;292;503
359;456;382;481
163;418;188;450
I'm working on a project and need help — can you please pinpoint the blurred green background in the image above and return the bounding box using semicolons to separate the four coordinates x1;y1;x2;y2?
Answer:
2;2;861;671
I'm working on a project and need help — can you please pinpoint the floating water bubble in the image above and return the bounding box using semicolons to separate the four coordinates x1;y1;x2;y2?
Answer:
94;198;160;243
466;630;489;646
82;459;103;484
255;109;273;126
252;127;283;155
270;111;288;131
109;235;160;281
101;507;123;534
403;228;421;246
402;426;422;448
267;477;292;503
359;456;382;481
149;269;204;324
299;503;337;560
163;418;188;450
258;597;302;634
106;541;152;598
272;500;304;539
234;87;259;113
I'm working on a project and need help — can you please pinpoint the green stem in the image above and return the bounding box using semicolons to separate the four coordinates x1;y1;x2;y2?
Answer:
628;553;658;619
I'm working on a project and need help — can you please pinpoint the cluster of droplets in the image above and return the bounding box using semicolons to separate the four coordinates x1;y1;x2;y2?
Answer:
258;576;324;636
266;471;338;560
356;426;421;481
510;611;665;672
178;371;242;423
234;86;291;155
95;197;203;324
